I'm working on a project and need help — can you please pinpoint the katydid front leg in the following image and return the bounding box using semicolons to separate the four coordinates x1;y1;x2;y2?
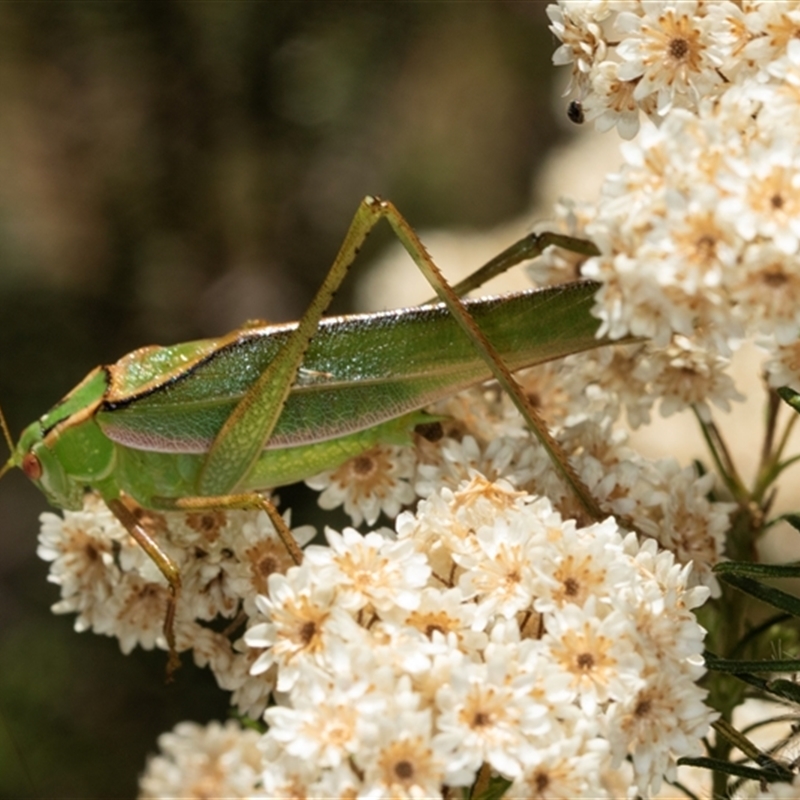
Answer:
104;489;299;679
106;497;183;677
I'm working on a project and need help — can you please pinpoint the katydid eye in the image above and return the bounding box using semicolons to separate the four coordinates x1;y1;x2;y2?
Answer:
22;452;42;480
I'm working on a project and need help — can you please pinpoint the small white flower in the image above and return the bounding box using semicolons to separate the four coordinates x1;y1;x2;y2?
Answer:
728;243;800;344
540;600;645;715
583;59;642;139
38;499;121;627
303;526;430;613
742;1;800;68
265;669;382;768
455;511;545;620
246;565;365;692
305;443;417;526
506;734;612;800
616;2;729;114
629;460;732;595
531;515;627;612
763;336;800;388
606;667;713;796
393;586;489;656
356;706;445;800
434;659;532;783
645;335;744;423
547;2;611;87
228;508;316;617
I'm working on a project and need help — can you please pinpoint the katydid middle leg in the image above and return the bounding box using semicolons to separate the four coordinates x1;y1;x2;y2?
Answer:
159;492;303;565
428;229;600;302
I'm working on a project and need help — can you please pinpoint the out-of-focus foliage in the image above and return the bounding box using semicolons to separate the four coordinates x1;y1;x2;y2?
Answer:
0;3;566;797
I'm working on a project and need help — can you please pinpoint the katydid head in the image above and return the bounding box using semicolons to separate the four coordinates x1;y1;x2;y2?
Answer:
0;366;117;510
0;420;84;509
0;409;86;510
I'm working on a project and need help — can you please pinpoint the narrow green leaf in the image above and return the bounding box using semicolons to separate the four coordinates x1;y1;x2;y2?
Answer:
777;386;800;414
705;654;800;674
765;678;800;704
677;756;793;783
718;573;800;616
715;562;800;580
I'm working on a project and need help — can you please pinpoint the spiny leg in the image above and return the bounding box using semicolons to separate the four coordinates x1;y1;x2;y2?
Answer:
373;199;604;522
105;496;183;678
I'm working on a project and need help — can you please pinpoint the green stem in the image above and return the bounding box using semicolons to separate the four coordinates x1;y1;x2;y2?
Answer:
693;407;747;501
760;388;781;468
753;412;799;504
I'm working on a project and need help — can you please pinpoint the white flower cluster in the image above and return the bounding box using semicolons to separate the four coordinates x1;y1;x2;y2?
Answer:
583;74;800;359
37;372;730;798
36;332;734;799
139;720;263;800
543;3;800;414
37;315;735;799
127;477;713;798
549;0;799;139
306;377;735;596
37;494;317;716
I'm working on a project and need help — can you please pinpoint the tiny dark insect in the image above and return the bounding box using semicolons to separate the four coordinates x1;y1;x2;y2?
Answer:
567;100;585;125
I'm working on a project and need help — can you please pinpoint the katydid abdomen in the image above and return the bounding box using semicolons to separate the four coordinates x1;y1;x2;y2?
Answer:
19;280;606;509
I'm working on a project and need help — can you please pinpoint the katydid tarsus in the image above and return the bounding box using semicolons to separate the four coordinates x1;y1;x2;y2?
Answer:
0;196;617;672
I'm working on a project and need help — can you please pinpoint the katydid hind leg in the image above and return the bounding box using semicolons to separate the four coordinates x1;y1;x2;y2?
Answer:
374;200;603;522
202;197;603;545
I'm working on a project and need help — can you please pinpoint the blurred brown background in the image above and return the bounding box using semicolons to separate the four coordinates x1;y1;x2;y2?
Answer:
0;3;571;796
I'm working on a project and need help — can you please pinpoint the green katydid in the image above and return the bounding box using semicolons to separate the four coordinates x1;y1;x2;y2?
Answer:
0;197;615;671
